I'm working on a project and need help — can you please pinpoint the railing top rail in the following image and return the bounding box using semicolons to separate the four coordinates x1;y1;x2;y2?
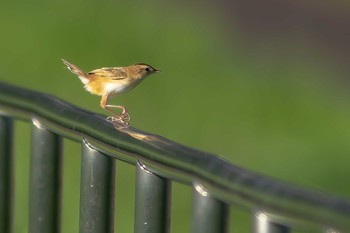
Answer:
0;81;349;232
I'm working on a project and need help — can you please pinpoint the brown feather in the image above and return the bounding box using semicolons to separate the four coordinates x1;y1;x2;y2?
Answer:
88;68;127;80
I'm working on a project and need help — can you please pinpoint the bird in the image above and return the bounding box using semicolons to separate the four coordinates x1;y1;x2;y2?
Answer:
62;59;160;125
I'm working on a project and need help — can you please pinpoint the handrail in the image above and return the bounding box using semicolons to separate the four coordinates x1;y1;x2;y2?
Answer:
1;81;350;232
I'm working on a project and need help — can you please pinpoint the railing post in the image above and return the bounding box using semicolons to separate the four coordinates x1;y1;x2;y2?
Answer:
192;184;229;233
79;139;115;233
29;120;63;233
254;211;291;233
134;161;172;233
0;116;14;233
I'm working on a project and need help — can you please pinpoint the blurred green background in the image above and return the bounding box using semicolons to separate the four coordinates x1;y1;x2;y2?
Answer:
2;0;350;232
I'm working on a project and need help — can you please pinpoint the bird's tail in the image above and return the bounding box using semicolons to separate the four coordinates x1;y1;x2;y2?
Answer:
62;58;90;84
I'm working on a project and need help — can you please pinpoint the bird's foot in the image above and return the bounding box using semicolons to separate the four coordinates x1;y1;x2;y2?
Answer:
121;111;131;122
106;114;131;129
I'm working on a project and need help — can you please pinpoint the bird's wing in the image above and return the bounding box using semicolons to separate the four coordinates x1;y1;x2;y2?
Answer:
88;67;127;80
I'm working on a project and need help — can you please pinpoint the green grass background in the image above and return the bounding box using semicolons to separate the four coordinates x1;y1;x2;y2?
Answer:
1;0;350;232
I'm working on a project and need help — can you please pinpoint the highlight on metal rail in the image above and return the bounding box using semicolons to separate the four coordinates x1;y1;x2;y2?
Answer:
0;81;349;233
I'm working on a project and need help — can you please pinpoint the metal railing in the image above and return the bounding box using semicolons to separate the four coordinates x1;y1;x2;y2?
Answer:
0;81;350;233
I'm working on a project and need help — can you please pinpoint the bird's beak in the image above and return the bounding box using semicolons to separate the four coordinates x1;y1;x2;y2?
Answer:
154;69;160;73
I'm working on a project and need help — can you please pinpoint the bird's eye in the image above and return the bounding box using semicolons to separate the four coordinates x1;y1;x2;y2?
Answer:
145;67;152;72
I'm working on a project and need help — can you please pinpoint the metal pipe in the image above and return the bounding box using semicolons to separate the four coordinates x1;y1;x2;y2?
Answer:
29;120;63;233
134;161;171;233
192;183;229;233
1;82;350;231
254;211;290;233
79;139;115;233
0;116;14;233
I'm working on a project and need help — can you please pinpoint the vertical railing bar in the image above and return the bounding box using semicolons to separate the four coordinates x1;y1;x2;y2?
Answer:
29;119;63;233
79;139;115;233
192;183;229;233
134;160;172;233
254;211;291;233
0;116;14;233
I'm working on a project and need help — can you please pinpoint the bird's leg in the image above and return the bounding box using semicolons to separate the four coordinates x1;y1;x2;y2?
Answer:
105;105;131;122
100;94;118;117
100;94;131;124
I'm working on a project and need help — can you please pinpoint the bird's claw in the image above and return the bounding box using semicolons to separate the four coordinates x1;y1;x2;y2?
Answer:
122;112;131;122
106;113;131;129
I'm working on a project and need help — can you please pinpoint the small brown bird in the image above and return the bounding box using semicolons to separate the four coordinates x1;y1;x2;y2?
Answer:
62;59;160;125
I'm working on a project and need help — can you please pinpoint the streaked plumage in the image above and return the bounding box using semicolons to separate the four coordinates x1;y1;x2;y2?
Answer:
62;59;160;125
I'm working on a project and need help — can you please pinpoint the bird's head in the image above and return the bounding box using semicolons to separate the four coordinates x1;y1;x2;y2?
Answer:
132;63;160;79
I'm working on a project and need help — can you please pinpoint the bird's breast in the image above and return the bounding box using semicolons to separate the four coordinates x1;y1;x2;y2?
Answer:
104;81;128;95
103;79;141;95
